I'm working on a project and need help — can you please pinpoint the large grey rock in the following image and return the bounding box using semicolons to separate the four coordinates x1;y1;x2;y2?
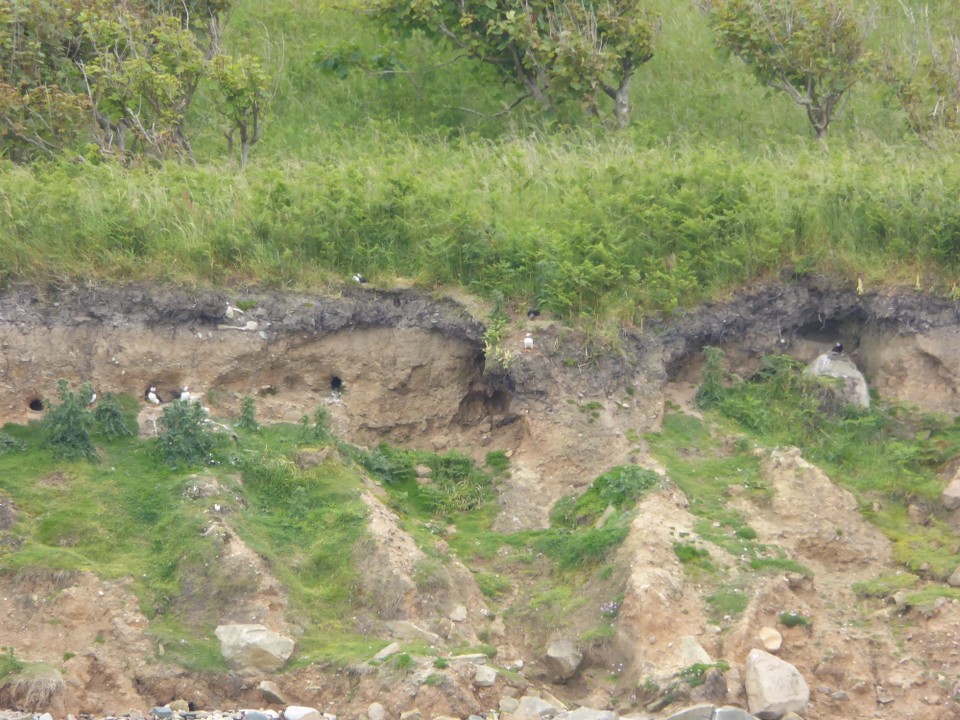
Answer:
367;703;385;720
544;639;583;682
215;624;295;672
676;636;712;666
714;708;760;720
943;473;960;511
516;696;560;719
745;649;809;719
474;665;497;687
500;697;520;713
259;680;288;705
665;705;714;720
564;708;615;720
386;620;440;644
284;707;322;720
805;354;869;407
374;642;401;660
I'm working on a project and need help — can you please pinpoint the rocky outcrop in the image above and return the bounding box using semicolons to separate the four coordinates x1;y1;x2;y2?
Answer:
744;649;809;719
214;624;295;672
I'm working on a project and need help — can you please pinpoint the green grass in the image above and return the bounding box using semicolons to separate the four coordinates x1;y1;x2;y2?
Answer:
852;572;920;598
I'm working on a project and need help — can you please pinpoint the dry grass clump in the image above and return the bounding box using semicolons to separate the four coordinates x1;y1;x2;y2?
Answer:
6;664;66;711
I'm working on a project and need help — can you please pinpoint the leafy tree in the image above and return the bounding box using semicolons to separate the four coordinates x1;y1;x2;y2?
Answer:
371;0;658;127
699;0;873;139
235;395;262;433
881;6;960;143
42;380;96;461
93;392;134;439
212;53;272;167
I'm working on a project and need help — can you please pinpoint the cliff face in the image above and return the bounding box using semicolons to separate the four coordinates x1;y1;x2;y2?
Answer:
3;281;960;719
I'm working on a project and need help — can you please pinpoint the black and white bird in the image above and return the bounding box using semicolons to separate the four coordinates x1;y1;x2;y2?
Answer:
352;273;368;284
523;332;534;351
88;391;97;406
527;307;541;320
146;386;161;405
180;386;197;402
832;342;844;355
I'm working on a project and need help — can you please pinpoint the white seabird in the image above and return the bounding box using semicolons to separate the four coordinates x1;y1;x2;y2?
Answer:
147;386;161;405
523;332;534;351
353;273;368;284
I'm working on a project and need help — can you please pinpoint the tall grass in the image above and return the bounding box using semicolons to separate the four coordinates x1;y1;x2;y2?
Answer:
2;139;959;319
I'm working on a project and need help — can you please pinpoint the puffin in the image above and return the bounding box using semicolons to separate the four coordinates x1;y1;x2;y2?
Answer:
352;273;368;284
527;308;541;320
146;386;161;405
832;342;844;355
523;332;534;351
180;387;193;402
88;391;97;406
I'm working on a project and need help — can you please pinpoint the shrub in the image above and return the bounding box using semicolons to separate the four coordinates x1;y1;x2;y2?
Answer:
93;393;134;439
0;432;27;454
156;401;216;469
550;465;659;528
236;396;262;433
42;380;96;460
778;611;810;628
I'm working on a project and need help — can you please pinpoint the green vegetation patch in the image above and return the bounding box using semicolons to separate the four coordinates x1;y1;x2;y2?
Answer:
852;572;920;599
550;465;660;528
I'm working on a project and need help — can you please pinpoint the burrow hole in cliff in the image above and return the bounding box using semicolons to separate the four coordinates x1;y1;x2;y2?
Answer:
28;398;44;412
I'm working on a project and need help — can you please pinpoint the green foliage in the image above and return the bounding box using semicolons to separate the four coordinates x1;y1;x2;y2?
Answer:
236;396;262;434
391;653;414;671
156;401;216;469
299;407;331;442
700;0;873;138
420;451;491;514
212;53;273;167
881;7;960;142
551;465;659;528
42;380;96;461
93;393;134;440
475;572;512;598
372;0;659;126
852;572;919;598
0;648;24;680
673;542;714;571
432;657;449;669
532;525;630;570
484;450;511;476
0;432;27;454
679;660;731;687
778;610;811;627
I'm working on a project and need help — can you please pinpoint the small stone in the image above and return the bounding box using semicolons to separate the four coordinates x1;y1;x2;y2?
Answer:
758;627;782;653
832;690;850;701
170;699;190;712
500;698;520;713
242;711;273;720
399;711;422;720
450;604;468;622
152;708;174;719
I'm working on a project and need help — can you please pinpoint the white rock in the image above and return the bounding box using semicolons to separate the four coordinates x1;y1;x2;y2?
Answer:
450;604;468;622
214;624;295;672
367;704;385;720
544;639;583;682
373;642;401;660
758;627;783;653
284;708;322;720
943;473;960;511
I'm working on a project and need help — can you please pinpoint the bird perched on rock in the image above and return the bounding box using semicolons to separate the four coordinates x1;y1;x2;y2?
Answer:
146;386;161;404
832;342;844;355
180;387;201;402
523;332;534;351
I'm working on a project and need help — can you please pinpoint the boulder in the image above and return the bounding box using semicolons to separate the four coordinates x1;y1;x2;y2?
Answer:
374;642;401;660
949;567;960;588
664;705;714;720
474;665;497;687
714;708;760;720
500;698;520;713
676;636;712;666
564;709;615;720
805;354;869;407
260;680;288;705
689;667;727;704
284;708;322;720
943;474;960;511
368;704;386;720
516;696;560;719
450;605;468;622
757;627;782;653
544;639;583;682
399;711;422;720
745;649;809;719
214;624;295;672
